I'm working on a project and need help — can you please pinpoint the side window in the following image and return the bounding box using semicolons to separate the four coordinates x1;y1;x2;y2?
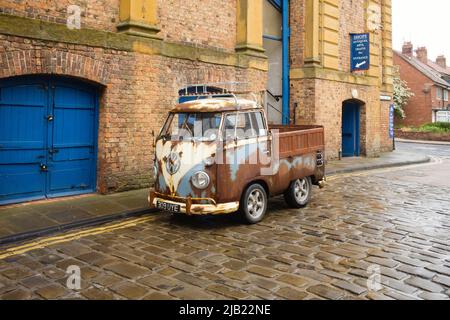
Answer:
236;113;256;139
251;112;268;137
223;113;237;140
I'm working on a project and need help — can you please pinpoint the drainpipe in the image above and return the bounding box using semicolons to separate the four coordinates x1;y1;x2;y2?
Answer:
282;0;290;125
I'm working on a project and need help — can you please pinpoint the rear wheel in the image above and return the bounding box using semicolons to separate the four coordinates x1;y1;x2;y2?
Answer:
240;183;268;224
284;177;312;208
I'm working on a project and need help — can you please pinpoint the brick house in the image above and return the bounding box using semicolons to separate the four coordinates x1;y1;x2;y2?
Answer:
0;0;393;205
394;43;450;126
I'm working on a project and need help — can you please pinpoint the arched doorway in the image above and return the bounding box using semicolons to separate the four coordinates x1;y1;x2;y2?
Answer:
0;75;99;204
342;100;363;157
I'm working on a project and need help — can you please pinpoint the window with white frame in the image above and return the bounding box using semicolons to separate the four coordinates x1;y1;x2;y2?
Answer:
437;87;443;100
444;89;449;102
436;110;450;123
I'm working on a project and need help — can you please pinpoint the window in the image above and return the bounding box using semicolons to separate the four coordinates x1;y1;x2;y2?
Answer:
223;112;266;140
236;113;255;139
436;111;450;123
251;112;268;136
444;90;449;102
161;113;221;141
223;113;237;141
437;87;443;100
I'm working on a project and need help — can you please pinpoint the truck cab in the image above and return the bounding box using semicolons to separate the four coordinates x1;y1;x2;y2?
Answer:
149;96;325;224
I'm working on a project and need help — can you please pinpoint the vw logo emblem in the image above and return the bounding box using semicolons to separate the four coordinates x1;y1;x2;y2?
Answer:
166;152;181;175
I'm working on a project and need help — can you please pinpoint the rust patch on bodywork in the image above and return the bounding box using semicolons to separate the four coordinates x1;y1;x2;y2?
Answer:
151;101;326;217
171;98;260;113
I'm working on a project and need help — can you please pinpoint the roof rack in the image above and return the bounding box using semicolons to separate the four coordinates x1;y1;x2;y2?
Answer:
179;82;260;106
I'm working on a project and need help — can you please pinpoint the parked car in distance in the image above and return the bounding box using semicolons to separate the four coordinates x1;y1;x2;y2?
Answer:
149;95;325;224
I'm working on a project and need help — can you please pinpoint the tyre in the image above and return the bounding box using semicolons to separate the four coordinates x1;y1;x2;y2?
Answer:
284;177;312;208
240;183;268;224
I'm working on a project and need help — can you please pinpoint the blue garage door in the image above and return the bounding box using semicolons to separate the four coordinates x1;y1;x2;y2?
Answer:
0;76;98;205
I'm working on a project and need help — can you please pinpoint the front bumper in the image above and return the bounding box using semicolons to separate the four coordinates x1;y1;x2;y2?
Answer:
149;191;239;216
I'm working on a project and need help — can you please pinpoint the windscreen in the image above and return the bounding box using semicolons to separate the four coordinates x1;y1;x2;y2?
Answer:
160;113;222;142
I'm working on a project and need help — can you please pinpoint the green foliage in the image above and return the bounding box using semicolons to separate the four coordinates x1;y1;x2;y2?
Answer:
393;76;414;119
418;122;450;133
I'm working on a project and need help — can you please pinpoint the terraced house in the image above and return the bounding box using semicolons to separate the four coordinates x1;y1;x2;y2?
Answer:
0;0;393;205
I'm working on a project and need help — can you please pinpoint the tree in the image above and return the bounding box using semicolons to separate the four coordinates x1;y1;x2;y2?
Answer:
393;75;414;119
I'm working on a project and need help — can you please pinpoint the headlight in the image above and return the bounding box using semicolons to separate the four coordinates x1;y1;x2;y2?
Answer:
191;171;210;189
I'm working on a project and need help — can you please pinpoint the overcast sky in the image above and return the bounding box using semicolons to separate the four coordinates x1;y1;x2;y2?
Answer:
393;0;449;61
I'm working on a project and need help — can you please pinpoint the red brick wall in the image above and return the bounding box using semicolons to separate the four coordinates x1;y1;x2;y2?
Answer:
289;0;392;159
394;52;434;127
338;0;366;72
289;0;305;68
0;1;237;52
158;0;237;52
0;35;266;193
395;130;450;142
0;0;120;32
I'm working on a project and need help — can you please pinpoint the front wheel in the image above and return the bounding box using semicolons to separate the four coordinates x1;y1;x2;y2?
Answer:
240;183;268;224
284;177;312;208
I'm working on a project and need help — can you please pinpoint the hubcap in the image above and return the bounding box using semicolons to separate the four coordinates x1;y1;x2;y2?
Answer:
247;189;265;218
294;178;309;203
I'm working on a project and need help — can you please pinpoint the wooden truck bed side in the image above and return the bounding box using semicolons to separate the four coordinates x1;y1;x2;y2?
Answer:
269;125;325;159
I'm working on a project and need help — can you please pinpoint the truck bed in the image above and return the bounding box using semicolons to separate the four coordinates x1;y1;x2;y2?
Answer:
269;125;325;159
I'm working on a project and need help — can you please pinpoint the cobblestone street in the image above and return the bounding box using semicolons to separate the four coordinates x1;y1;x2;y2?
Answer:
0;143;449;300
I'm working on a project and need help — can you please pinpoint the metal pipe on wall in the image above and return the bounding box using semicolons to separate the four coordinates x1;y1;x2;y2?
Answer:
282;0;290;125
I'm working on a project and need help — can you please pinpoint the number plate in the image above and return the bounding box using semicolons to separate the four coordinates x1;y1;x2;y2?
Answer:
156;200;181;213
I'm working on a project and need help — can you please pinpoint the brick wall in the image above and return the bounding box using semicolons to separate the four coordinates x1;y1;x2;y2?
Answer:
289;0;305;68
0;34;266;193
289;0;392;159
0;0;237;52
0;0;120;32
158;0;236;52
393;52;434;127
339;0;366;73
395;130;450;142
0;0;393;195
292;78;389;159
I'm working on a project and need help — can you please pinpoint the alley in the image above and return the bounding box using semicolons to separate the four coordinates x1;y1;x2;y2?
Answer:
0;142;449;300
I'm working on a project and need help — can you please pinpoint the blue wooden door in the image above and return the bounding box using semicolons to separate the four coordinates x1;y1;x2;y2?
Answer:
0;76;98;205
342;102;360;157
0;79;48;204
47;80;97;198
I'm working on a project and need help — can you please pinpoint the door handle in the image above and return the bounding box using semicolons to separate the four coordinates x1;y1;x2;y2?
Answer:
46;115;54;122
40;164;48;172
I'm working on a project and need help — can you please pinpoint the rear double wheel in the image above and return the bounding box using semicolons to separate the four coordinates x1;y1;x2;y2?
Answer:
240;183;268;224
284;177;312;208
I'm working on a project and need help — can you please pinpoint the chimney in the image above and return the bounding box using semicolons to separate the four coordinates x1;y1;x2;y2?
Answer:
402;42;413;57
436;55;447;69
416;47;428;64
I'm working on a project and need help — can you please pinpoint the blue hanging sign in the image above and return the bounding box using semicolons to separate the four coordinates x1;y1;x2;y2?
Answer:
350;33;370;72
389;104;395;139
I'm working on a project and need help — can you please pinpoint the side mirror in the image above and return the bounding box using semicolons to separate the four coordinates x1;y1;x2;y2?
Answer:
151;130;156;149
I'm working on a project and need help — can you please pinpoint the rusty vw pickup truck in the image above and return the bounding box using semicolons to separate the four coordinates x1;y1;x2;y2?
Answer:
149;96;325;224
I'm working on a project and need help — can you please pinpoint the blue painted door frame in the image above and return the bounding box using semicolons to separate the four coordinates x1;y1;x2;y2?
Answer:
342;102;361;157
0;76;99;205
281;0;290;125
263;1;290;125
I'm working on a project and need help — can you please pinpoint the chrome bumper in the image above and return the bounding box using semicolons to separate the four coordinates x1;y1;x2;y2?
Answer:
149;191;239;215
